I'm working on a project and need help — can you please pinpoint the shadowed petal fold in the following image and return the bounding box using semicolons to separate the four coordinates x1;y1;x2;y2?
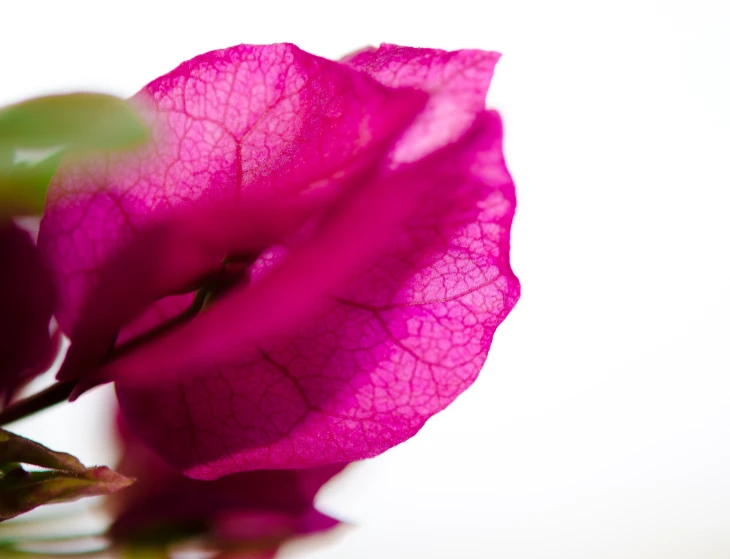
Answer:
109;415;343;552
0;221;57;405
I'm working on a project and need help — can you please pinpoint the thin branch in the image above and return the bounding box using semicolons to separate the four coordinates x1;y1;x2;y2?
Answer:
0;382;75;426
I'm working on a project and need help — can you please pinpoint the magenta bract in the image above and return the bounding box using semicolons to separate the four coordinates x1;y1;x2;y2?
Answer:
38;43;519;478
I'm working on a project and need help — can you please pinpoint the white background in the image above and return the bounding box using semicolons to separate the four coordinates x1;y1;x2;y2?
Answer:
2;1;730;557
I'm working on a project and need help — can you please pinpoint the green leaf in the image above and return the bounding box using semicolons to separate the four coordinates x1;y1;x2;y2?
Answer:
0;429;134;521
0;429;83;473
0;93;147;151
0;150;62;216
120;546;171;559
0;93;147;218
0;149;12;171
0;466;133;522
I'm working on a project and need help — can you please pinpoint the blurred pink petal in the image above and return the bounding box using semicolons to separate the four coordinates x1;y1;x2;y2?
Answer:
0;221;57;405
109;415;342;551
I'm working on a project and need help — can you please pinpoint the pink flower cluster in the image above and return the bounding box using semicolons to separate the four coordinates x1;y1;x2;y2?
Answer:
4;42;519;551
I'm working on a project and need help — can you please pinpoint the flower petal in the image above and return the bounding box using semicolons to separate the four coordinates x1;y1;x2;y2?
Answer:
114;111;519;477
55;194;333;383
343;44;500;163
39;42;426;346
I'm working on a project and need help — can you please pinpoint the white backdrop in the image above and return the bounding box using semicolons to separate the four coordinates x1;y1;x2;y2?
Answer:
2;1;729;557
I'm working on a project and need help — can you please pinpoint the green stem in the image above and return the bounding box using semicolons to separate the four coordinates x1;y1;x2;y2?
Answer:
110;287;207;360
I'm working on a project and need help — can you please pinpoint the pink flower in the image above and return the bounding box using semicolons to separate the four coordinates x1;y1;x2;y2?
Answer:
109;415;342;556
38;43;519;478
0;221;57;405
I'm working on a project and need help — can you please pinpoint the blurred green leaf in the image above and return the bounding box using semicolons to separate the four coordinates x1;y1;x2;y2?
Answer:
0;466;134;522
0;429;83;473
0;149;12;171
0;151;62;216
0;92;147;218
0;93;147;151
0;429;134;521
120;546;170;558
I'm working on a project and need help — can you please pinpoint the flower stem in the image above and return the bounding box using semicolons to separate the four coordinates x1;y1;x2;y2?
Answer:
0;382;75;426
